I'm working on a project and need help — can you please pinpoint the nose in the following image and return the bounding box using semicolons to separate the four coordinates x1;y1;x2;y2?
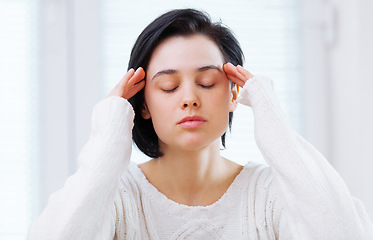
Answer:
181;86;200;110
182;101;199;109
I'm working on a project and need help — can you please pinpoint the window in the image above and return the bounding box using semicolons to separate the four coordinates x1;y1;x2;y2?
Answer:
0;1;40;239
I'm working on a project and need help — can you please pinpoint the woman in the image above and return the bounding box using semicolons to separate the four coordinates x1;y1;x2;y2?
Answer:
27;9;373;239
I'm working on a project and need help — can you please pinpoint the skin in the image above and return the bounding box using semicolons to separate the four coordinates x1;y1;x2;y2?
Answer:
107;34;254;206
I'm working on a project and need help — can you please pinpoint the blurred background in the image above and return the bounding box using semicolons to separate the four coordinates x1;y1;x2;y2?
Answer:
0;0;372;238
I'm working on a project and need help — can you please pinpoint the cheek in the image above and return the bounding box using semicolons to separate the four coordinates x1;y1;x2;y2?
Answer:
144;87;174;123
211;86;233;123
144;95;175;142
209;83;232;106
144;84;159;113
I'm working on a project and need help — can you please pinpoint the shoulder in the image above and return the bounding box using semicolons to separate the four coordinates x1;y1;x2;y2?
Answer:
241;161;275;190
242;161;284;208
238;161;283;211
241;161;285;237
118;161;145;196
111;162;146;234
243;161;282;204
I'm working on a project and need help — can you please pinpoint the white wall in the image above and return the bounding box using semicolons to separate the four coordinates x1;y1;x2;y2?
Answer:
40;0;102;208
303;0;373;218
41;0;71;207
328;0;373;216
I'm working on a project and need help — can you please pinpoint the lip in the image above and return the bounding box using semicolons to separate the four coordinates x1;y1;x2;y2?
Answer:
178;116;207;128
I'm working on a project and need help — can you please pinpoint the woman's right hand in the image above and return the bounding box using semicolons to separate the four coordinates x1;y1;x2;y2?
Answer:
106;67;146;100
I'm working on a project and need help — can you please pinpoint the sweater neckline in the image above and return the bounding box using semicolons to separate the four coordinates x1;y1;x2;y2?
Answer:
128;161;256;217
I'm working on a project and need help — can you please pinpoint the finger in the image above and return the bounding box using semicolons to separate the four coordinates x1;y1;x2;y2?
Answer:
117;68;135;87
118;67;145;97
106;69;136;98
128;67;146;86
225;73;246;87
223;62;237;76
106;86;124;98
236;65;254;80
125;80;146;100
223;63;246;82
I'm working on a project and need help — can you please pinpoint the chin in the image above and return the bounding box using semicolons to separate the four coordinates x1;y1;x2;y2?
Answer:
177;135;221;152
159;131;224;153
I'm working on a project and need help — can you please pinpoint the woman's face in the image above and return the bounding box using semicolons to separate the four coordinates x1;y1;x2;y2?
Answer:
143;34;237;153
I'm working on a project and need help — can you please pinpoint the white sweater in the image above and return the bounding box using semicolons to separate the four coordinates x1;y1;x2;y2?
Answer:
27;76;373;239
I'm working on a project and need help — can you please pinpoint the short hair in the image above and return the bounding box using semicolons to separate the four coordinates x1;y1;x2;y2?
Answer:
128;8;244;158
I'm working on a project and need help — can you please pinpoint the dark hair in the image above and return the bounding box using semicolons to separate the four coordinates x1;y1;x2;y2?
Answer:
128;8;244;158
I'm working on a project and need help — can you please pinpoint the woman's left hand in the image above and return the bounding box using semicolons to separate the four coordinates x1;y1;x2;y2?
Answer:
223;62;254;87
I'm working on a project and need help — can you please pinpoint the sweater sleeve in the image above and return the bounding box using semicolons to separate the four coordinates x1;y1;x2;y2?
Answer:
27;96;134;240
237;76;373;239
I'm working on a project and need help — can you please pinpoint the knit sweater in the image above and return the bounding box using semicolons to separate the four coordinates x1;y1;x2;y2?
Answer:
27;76;373;239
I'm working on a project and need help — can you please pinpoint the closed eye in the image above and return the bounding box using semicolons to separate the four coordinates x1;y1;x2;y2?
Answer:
200;84;215;89
162;86;178;93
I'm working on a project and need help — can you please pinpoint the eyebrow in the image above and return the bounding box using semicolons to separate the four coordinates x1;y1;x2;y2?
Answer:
151;65;222;81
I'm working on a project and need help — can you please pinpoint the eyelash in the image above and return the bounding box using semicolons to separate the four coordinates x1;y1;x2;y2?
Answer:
162;87;178;93
200;84;215;89
162;84;215;93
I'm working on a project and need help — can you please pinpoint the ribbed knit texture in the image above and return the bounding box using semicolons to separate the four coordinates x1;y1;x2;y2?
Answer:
27;76;373;240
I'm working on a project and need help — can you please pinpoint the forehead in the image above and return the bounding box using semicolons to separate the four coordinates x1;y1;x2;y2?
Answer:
147;35;225;73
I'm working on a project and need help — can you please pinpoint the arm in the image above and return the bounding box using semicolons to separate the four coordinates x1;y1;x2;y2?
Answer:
27;68;145;240
224;63;373;239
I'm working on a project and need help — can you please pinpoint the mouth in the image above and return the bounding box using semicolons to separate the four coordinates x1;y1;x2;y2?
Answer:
178;116;207;128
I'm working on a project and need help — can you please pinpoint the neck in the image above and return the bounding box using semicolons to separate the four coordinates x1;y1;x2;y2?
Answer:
139;139;243;206
152;140;230;200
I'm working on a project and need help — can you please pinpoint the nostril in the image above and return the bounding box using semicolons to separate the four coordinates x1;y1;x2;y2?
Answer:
193;102;197;107
183;103;188;108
